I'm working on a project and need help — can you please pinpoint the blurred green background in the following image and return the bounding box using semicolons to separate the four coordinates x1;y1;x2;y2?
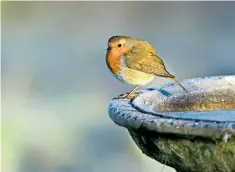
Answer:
2;2;235;172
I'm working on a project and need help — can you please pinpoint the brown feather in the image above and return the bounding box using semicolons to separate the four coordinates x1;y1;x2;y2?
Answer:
168;77;188;93
125;42;174;78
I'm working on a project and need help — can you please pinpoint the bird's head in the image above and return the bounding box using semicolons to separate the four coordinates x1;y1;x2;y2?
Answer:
106;35;136;57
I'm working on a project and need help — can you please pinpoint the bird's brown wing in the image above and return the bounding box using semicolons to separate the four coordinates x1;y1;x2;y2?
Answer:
125;46;174;78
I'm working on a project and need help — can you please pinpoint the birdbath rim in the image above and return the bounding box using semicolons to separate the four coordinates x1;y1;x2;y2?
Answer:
108;75;235;140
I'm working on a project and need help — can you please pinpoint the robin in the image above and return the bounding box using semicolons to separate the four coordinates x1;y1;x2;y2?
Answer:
106;35;187;98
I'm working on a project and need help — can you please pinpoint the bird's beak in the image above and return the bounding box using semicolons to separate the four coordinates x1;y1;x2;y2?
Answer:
107;46;112;51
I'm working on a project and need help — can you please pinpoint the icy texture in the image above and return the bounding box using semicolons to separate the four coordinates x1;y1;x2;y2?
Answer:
109;75;235;139
133;75;235;121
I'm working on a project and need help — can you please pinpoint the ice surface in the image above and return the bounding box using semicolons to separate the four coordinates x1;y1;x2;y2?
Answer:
133;75;235;121
108;75;235;139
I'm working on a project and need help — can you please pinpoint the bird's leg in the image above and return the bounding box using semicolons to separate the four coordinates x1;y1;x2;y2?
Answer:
126;85;139;98
115;85;140;99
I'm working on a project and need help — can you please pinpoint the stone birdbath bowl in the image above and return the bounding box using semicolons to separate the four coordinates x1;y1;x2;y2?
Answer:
108;75;235;172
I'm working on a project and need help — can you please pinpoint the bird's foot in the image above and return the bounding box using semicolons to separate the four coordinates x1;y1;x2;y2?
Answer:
126;91;142;99
113;91;142;100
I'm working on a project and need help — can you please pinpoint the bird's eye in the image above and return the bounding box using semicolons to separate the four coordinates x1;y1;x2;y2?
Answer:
118;44;122;47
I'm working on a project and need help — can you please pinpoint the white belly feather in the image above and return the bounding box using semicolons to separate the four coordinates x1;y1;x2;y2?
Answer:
119;56;154;85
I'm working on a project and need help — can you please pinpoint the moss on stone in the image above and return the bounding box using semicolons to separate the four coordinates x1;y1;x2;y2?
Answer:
129;130;235;172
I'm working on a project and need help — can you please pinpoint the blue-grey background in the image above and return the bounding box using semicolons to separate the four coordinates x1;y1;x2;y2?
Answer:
2;2;235;172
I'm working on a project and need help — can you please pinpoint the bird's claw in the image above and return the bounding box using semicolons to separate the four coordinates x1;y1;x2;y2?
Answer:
112;93;128;100
126;91;142;99
113;91;142;100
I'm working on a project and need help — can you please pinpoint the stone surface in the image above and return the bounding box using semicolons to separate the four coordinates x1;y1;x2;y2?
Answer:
108;75;235;172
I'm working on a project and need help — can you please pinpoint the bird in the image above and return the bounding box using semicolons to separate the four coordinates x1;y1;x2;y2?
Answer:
105;35;188;98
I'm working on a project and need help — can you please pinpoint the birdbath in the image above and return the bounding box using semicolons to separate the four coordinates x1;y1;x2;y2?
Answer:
108;75;235;172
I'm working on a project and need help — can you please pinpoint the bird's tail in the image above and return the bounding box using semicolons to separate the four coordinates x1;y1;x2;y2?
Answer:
168;77;188;93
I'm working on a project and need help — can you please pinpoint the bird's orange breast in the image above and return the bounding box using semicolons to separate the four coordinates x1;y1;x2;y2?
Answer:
106;49;154;85
106;51;121;75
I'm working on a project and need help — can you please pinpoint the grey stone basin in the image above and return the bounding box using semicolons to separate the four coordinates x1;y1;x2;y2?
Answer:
108;75;235;172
